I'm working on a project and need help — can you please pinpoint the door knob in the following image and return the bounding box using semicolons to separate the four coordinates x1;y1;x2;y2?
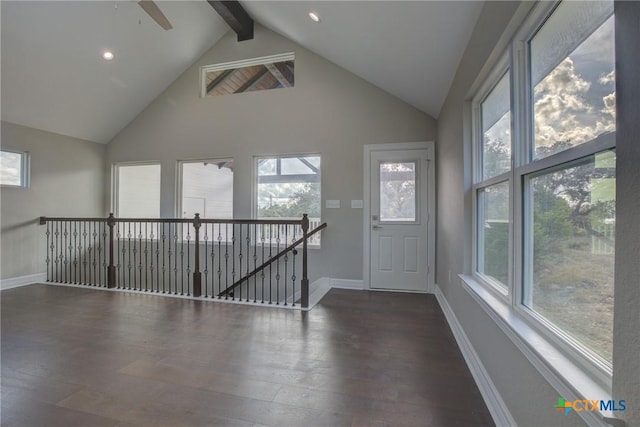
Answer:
372;225;383;230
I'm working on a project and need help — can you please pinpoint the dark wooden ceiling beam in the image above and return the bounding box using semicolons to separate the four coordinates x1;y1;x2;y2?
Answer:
206;69;235;94
207;0;254;42
235;68;269;93
264;62;294;88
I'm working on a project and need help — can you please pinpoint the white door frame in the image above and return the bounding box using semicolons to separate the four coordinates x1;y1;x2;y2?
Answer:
363;142;435;293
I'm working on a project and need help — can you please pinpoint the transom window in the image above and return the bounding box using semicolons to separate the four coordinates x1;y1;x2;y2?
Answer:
472;0;616;380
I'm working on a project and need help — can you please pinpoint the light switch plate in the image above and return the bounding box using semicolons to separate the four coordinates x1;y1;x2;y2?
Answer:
351;200;363;209
325;200;341;209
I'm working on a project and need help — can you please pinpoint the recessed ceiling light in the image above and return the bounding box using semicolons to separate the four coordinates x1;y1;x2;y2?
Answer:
102;51;114;61
308;12;320;22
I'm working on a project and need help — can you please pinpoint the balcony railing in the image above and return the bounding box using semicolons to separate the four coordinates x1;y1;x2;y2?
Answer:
39;214;326;309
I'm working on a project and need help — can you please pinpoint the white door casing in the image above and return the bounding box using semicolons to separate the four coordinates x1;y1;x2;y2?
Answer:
364;142;435;292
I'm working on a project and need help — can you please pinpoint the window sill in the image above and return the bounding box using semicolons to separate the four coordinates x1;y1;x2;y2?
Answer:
460;274;621;426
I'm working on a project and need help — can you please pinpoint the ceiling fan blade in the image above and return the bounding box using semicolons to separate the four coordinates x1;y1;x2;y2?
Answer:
138;0;173;30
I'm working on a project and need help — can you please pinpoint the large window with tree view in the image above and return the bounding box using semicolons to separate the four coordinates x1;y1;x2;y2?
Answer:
256;155;321;246
473;0;615;369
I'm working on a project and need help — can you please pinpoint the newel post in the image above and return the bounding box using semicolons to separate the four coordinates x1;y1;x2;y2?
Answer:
301;213;309;309
107;213;116;288
192;213;202;297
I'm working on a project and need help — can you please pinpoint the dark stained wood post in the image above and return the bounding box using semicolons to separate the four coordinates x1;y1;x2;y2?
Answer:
192;213;202;297
301;214;309;309
107;213;116;288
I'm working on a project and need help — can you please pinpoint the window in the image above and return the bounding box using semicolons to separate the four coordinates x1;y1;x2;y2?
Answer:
474;67;512;293
201;53;294;98
255;155;321;245
472;0;615;379
0;149;30;187
114;163;161;218
178;159;233;219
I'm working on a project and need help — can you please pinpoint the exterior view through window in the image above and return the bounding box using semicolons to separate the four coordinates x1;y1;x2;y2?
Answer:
0;149;29;187
473;0;616;368
256;155;321;246
525;2;616;362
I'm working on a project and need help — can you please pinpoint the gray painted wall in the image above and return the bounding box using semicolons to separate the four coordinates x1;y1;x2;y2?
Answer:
0;121;106;279
437;1;639;426
106;25;436;282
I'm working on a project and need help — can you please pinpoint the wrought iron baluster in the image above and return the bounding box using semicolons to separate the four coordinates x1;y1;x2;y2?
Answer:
217;224;222;298
253;224;257;303
284;225;288;305
292;246;297;307
269;224;273;304
224;224;230;299
101;222;106;287
92;222;97;285
276;224;281;304
205;224;211;297
261;224;265;303
83;221;87;284
238;225;243;301
186;221;191;296
245;224;251;302
144;222;149;291
127;222;132;289
64;221;69;283
54;221;59;282
137;222;143;290
174;223;179;294
162;223;167;293
231;224;236;300
144;222;153;292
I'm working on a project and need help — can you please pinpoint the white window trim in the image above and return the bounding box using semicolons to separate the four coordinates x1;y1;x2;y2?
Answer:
471;53;512;301
112;161;161;217
468;0;618;419
0;148;30;188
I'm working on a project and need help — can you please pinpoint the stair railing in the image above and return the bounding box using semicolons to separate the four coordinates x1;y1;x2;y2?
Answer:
39;214;325;309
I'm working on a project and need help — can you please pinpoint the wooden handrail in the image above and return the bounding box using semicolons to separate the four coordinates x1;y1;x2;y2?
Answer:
40;216;303;226
218;222;327;298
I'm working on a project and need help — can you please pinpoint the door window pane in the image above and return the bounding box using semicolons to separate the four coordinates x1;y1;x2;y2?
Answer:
481;72;511;179
117;164;161;218
525;150;615;361
531;2;615;159
380;162;416;222
477;182;509;289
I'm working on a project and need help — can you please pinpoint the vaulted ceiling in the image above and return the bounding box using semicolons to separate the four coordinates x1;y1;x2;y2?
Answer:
1;1;483;144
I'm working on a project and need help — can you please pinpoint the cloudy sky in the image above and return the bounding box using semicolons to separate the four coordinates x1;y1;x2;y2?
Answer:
483;14;615;162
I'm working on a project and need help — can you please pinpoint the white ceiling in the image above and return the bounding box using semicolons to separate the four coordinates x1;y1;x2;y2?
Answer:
1;1;483;144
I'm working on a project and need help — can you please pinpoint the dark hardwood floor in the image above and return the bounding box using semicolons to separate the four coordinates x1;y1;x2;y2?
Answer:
1;284;494;426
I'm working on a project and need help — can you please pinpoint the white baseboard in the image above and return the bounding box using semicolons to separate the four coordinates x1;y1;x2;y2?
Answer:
293;277;364;310
1;272;47;290
434;285;516;427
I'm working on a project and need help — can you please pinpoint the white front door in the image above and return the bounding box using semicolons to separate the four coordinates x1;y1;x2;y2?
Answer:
368;146;433;292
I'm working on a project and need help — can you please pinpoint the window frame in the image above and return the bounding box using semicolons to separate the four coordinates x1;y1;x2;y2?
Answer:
471;53;513;300
470;0;616;391
253;153;322;248
175;158;234;220
112;161;162;218
0;148;30;188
